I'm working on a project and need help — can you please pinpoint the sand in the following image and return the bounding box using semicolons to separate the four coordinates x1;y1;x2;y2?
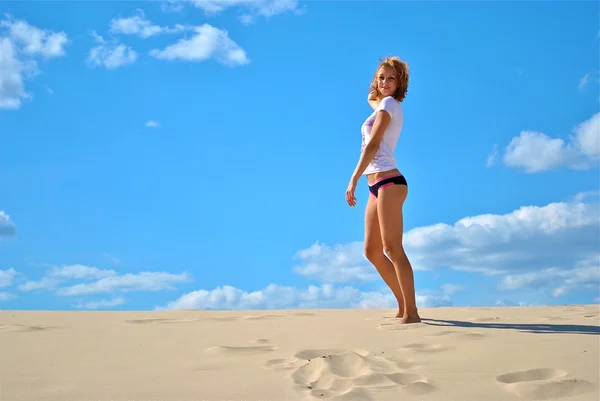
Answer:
1;304;599;401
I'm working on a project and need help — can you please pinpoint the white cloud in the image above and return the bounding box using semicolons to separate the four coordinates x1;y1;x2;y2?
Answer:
573;190;600;202
293;197;599;281
149;24;249;66
502;112;600;173
159;284;379;310
188;0;301;19
0;268;17;288
104;253;121;264
239;15;256;25
0;292;14;301
578;71;599;92
0;15;67;109
499;259;599;298
406;201;598;274
109;9;186;38
161;1;185;13
495;299;531;307
56;271;191;296
86;32;137;69
0;211;17;237
289;196;599;305
18;277;60;292
441;283;466;296
578;73;590;91
158;283;452;310
486;144;498;167
292;241;380;283
145;120;160;128
0;37;30;109
50;264;117;280
18;264;116;292
1;16;68;59
10;192;598;310
573;112;600;158
75;296;125;309
17;264;191;306
416;291;453;308
88;10;189;69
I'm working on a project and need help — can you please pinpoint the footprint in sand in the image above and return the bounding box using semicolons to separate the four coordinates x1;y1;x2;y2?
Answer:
264;357;307;371
124;317;200;324
496;368;595;400
203;314;285;321
205;344;277;355
265;347;433;400
252;338;272;344
398;343;445;353
364;313;397;321
264;348;352;371
125;317;176;324
205;316;240;322
205;337;277;356
6;324;60;332
241;314;284;320
194;339;276;371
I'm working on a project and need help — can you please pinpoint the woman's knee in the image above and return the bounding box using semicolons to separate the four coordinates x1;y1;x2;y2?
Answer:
364;244;385;263
382;240;406;262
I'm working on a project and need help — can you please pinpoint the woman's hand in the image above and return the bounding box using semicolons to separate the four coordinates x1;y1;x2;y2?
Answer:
346;176;358;207
368;89;379;110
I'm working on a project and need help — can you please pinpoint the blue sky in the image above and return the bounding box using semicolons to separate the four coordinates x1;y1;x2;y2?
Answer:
1;0;599;311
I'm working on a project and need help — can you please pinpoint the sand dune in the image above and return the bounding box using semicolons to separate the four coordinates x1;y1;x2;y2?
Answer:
1;305;598;400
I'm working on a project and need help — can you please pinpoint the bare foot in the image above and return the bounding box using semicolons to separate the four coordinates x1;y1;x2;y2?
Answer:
395;308;405;318
399;314;422;324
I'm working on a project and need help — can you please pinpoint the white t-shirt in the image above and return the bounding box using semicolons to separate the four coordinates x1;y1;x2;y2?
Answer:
360;96;404;175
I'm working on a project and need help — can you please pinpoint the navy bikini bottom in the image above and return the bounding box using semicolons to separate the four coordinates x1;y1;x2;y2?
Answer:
368;173;407;198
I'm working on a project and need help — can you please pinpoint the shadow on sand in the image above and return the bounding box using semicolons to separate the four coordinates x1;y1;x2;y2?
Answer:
422;318;600;335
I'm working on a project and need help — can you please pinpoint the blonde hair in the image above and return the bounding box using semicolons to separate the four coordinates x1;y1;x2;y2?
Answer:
369;56;409;102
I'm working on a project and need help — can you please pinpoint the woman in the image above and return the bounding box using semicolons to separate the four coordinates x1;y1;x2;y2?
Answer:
345;56;421;324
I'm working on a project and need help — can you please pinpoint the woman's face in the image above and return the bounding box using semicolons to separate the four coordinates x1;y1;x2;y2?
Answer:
377;66;398;98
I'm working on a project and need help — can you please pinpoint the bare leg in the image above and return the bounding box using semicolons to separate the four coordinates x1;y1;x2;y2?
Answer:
364;194;405;317
377;184;421;323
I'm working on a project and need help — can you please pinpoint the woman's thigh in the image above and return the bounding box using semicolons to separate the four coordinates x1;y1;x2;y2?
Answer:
364;194;384;254
377;184;408;246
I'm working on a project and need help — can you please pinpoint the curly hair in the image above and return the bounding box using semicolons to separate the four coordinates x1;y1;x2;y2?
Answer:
369;56;409;102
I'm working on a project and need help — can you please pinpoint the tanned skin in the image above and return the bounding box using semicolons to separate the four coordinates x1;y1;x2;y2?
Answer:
346;65;421;324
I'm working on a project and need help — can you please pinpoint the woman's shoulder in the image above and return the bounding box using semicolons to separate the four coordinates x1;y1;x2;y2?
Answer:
382;95;401;104
380;96;402;108
378;96;402;115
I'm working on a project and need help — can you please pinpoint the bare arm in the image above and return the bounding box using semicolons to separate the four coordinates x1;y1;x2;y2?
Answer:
351;109;391;181
368;89;379;110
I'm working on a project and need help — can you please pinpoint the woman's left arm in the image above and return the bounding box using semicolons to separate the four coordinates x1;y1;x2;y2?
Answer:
346;110;391;206
351;110;391;181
